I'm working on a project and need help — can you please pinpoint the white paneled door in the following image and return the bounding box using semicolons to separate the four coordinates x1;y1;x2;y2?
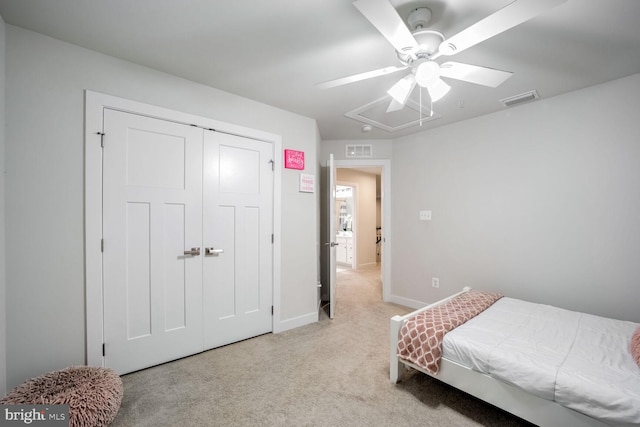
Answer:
102;109;273;374
203;131;273;348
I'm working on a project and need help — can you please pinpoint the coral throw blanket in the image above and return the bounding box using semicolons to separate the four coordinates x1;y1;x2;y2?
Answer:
397;289;502;374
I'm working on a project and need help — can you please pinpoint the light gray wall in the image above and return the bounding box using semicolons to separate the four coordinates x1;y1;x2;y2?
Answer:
391;73;640;323
0;13;7;397
4;25;319;389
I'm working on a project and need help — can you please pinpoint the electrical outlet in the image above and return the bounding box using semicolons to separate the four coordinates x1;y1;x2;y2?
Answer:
432;277;440;288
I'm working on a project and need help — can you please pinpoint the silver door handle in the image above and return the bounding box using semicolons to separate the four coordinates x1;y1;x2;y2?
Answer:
183;247;201;256
205;247;224;256
324;242;339;247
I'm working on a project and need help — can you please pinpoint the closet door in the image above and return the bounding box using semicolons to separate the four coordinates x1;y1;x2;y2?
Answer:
202;131;274;348
102;109;204;374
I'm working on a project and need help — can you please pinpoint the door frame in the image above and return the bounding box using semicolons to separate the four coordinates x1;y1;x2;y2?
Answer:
84;90;282;367
333;159;391;302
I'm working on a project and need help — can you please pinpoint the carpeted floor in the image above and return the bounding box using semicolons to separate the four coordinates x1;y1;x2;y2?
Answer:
110;265;533;426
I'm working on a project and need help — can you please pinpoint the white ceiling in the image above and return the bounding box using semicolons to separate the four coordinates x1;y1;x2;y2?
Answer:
1;0;639;140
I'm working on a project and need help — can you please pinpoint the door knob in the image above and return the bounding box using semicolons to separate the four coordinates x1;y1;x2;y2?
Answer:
205;247;224;256
183;247;201;256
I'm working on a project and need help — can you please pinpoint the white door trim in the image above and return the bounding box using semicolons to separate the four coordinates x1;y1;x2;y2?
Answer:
333;159;391;302
84;90;282;366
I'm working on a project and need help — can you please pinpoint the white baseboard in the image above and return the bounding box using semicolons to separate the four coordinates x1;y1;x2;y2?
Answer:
386;294;426;310
356;261;378;268
274;310;318;333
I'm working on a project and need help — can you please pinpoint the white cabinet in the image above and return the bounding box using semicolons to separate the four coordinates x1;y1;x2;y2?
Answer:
336;235;353;265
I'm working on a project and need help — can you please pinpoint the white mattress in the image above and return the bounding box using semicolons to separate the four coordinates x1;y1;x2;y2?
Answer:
442;297;640;426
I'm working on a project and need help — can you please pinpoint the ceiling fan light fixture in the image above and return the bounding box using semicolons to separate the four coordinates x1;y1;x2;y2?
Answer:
386;98;405;113
387;74;416;105
428;78;451;102
414;61;440;88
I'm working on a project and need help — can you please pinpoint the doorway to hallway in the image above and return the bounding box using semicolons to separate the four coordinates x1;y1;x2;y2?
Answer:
320;157;390;320
334;159;389;304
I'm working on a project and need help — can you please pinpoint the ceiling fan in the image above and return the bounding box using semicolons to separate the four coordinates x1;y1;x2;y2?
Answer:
318;0;567;114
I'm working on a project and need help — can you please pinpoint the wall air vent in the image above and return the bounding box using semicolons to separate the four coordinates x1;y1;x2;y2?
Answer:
346;144;372;158
499;90;539;107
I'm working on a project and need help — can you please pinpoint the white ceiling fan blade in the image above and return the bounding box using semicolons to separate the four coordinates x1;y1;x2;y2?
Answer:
438;0;567;56
387;74;416;106
353;0;419;56
440;61;513;88
316;65;408;90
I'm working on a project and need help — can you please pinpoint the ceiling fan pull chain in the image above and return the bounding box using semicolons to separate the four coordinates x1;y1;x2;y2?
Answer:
419;86;423;127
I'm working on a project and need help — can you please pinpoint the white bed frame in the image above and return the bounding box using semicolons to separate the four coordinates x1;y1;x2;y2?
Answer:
389;288;610;427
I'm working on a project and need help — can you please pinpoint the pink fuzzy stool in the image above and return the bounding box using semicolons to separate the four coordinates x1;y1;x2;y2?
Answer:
0;366;123;427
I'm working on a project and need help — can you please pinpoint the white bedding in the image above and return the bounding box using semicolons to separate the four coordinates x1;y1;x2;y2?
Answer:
442;297;640;426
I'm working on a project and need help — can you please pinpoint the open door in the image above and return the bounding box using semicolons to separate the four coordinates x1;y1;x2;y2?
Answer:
320;154;337;319
328;154;337;319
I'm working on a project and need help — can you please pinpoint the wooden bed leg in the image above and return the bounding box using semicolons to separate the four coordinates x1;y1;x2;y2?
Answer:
390;315;404;383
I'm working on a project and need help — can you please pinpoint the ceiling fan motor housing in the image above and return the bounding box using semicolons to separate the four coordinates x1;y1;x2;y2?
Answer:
407;8;432;30
397;29;444;64
413;30;444;56
395;7;443;63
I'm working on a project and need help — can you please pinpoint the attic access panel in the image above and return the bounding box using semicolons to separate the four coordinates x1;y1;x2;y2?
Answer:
345;95;441;132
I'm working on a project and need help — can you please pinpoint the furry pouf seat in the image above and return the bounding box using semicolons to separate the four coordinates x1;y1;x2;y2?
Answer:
0;366;123;427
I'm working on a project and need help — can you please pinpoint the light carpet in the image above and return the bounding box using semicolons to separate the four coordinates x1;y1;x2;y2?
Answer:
110;265;533;426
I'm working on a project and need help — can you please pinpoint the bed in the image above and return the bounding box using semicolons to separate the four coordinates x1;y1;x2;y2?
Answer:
389;287;640;427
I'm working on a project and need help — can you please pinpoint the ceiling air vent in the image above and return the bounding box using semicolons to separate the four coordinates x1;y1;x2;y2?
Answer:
346;144;372;158
499;90;539;107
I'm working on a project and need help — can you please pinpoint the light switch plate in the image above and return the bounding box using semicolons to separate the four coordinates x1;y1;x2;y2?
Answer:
419;210;432;221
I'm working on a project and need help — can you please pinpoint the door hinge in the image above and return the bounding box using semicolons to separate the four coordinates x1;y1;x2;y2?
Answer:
96;131;105;148
271;234;274;244
102;343;105;357
271;306;274;315
269;159;274;171
101;239;104;252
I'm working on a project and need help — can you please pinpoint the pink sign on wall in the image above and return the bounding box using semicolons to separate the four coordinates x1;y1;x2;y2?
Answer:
284;149;305;170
